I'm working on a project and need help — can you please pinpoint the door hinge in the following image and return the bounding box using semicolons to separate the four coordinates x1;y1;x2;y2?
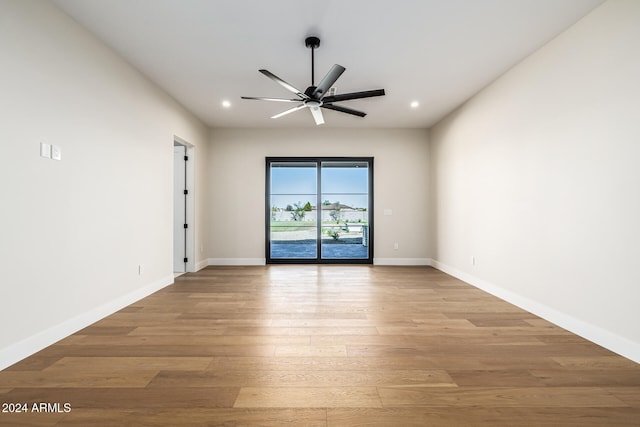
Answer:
183;189;188;195
183;257;188;263
184;155;189;161
183;224;188;229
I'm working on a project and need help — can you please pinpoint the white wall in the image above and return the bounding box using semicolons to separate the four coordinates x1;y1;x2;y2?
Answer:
0;0;209;368
207;128;431;265
429;0;640;362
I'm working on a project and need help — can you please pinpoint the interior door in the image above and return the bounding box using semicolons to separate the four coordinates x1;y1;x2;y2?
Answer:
173;145;186;272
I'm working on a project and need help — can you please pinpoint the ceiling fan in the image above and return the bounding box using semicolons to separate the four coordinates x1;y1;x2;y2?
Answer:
241;36;385;125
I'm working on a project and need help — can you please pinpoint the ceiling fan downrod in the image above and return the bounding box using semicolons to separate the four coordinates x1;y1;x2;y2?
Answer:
305;36;320;86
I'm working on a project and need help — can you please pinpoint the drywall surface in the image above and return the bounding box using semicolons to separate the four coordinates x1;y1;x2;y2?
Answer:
0;0;208;368
429;0;640;360
207;128;431;264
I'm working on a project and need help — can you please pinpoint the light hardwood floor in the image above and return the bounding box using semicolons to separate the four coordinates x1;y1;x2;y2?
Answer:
1;266;639;426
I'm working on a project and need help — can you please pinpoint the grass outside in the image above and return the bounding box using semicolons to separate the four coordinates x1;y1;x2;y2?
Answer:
270;221;317;232
270;221;369;232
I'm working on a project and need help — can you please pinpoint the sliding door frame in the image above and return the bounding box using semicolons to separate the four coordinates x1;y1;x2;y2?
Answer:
266;156;374;264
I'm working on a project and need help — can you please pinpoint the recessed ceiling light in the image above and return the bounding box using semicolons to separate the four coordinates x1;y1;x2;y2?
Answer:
222;100;231;108
410;101;419;108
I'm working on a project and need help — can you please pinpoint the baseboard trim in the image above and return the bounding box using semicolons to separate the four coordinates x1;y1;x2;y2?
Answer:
374;258;432;266
0;274;174;371
195;259;209;272
208;258;266;266
430;259;640;364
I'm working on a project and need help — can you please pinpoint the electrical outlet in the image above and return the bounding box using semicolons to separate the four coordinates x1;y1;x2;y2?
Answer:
394;243;399;250
138;264;143;275
471;256;476;266
51;145;62;160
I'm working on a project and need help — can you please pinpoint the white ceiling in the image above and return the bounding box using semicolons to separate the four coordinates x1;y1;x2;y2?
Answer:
53;0;603;129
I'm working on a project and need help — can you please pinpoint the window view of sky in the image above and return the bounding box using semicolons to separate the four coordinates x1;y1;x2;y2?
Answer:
271;163;368;209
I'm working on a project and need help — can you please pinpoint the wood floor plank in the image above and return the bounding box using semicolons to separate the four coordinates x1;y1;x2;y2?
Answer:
234;386;382;408
310;333;546;346
377;386;629;407
224;326;380;335
2;355;63;371
63;334;310;346
327;407;640;427
127;325;227;335
24;343;277;358
2;387;239;409
531;369;640;387
269;318;380;327
447;369;547;387
147;369;455;388
0;412;64;426
0;369;158;388
606;387;640;406
274;344;347;357
467;318;532;327
552;356;640;369
377;325;571;336
45;408;328;426
1;265;638;426
207;355;452;371
44;356;213;372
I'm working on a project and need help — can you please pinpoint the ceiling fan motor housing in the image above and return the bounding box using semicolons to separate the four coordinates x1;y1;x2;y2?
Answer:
305;99;322;108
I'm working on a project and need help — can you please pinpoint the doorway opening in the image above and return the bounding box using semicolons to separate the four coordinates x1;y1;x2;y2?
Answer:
173;137;195;274
266;157;373;264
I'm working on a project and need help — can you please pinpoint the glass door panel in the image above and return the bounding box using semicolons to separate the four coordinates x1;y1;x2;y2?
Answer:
320;161;370;260
269;162;318;259
267;157;372;264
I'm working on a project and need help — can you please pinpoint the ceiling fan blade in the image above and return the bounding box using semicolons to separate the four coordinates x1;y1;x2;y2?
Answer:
271;104;306;119
241;96;300;102
322;89;385;103
322;103;366;117
312;64;345;99
310;106;325;125
259;69;308;99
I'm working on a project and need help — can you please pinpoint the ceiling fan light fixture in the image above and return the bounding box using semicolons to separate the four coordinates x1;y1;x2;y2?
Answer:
241;36;385;125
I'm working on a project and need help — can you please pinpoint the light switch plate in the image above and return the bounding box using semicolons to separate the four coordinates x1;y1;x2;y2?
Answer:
40;143;51;158
384;209;393;216
51;145;62;160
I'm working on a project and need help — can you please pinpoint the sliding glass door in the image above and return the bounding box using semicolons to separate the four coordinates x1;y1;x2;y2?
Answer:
320;161;370;260
267;157;373;264
268;161;318;260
